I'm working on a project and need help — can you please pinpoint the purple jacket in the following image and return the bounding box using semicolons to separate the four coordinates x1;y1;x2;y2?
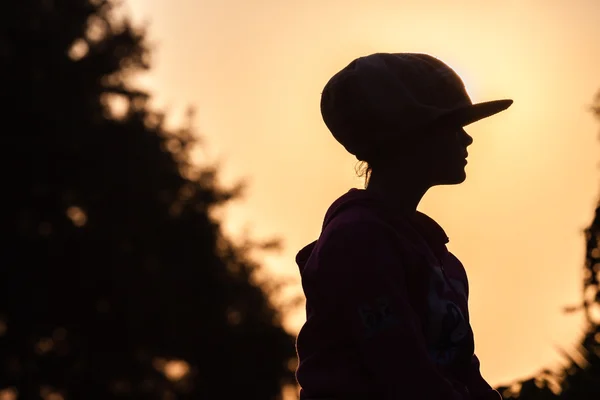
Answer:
295;189;500;400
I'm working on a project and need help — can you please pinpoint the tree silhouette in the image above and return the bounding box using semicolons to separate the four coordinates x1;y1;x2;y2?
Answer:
0;1;296;399
496;91;600;399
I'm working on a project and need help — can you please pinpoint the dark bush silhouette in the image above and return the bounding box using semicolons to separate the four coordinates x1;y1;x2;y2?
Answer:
0;1;296;399
496;91;600;399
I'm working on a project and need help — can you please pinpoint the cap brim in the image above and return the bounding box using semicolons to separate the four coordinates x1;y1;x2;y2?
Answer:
438;99;513;127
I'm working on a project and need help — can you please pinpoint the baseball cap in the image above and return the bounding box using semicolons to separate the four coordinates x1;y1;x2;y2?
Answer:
320;53;513;161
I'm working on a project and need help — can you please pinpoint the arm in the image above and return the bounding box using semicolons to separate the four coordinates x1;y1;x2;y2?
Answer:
460;270;500;400
315;221;466;400
465;355;502;400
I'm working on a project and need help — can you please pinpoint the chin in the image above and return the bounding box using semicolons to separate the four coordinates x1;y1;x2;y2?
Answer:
435;172;467;186
453;172;467;184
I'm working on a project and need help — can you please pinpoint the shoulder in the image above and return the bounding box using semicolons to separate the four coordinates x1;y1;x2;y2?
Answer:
313;212;411;278
319;206;398;250
308;216;404;290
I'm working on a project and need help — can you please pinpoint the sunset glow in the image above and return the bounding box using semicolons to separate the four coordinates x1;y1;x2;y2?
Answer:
125;0;600;386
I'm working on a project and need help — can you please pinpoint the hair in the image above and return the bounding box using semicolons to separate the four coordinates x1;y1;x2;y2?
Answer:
355;160;373;189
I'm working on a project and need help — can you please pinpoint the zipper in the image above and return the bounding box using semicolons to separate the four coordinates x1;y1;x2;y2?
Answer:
438;261;462;299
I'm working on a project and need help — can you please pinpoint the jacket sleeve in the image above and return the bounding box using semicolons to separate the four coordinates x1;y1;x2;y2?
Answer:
461;272;500;400
314;220;466;400
465;354;502;399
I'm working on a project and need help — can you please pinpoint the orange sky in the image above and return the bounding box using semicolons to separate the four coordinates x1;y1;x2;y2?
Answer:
124;0;600;387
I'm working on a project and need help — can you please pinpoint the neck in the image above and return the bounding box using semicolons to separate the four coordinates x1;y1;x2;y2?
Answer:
365;170;430;216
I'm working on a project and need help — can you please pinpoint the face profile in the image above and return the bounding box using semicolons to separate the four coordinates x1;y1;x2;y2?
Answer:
413;125;474;187
363;123;475;199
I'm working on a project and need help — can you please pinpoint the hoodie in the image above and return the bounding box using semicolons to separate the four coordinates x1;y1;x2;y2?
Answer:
295;189;500;400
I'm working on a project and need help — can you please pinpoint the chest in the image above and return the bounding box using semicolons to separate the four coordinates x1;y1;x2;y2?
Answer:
387;227;474;367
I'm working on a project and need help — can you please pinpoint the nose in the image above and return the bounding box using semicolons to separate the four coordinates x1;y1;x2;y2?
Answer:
460;128;473;147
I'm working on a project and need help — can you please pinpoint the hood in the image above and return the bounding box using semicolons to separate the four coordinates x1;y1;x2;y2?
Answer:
295;188;449;273
295;188;376;273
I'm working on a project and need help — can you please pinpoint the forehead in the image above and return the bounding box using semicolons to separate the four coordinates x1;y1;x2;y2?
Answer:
422;118;466;136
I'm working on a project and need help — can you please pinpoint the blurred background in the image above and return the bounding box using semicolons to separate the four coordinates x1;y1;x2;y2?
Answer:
1;0;599;398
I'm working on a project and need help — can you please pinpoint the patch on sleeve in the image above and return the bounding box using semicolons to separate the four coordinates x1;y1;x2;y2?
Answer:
357;296;399;337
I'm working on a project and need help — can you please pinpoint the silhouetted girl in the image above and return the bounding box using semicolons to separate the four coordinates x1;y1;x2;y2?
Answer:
295;53;512;400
